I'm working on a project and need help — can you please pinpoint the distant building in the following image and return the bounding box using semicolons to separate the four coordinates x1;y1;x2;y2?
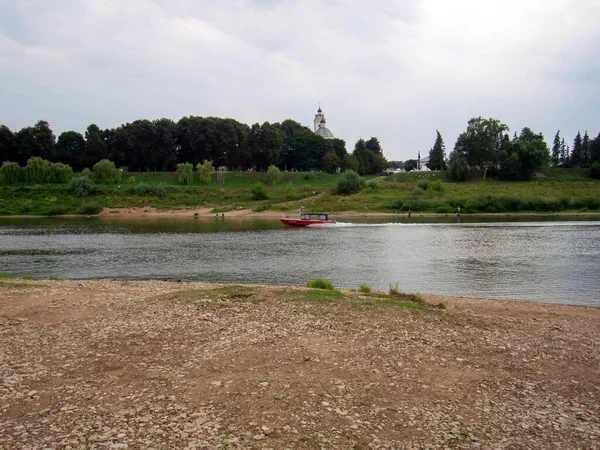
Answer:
313;106;334;139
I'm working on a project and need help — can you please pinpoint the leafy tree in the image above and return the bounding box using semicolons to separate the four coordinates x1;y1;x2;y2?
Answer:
266;165;282;185
498;128;549;180
176;163;194;185
365;137;382;154
560;138;569;166
24;157;50;184
0;125;15;163
335;170;365;195
0;161;22;184
590;161;600;179
54;131;85;171
84;124;108;169
322;151;341;173
427;130;447;171
196;160;214;184
342;153;358;172
551;130;561;166
92;159;121;184
353;139;371;175
454;117;508;179
447;150;470;181
404;159;418;172
247;122;283;171
47;163;73;184
571;131;583;167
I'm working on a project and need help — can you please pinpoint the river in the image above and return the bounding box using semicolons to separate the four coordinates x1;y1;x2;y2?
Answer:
1;216;599;306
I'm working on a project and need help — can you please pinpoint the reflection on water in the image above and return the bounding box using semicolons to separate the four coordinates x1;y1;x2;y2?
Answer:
0;217;599;306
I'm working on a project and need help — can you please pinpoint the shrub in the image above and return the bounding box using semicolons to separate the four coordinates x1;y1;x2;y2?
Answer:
135;183;148;196
430;180;445;193
266;165;282;185
25;157;50;184
251;181;268;200
448;150;471;182
81;168;93;179
77;202;102;215
365;180;380;192
359;284;371;293
92;159;121;184
127;176;136;184
177;163;194;185
196;160;214;184
0;161;23;184
307;279;335;290
412;186;425;196
68;176;93;197
46;162;73;184
335;170;366;195
46;204;69;216
416;179;430;190
20;200;33;213
154;183;167;200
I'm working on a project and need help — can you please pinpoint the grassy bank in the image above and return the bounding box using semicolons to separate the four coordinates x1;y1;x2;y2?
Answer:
0;169;599;216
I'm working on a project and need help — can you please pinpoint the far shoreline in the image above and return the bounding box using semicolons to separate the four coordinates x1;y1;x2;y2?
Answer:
1;206;600;221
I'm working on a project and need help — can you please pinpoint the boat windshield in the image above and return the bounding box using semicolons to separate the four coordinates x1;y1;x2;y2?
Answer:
300;213;328;220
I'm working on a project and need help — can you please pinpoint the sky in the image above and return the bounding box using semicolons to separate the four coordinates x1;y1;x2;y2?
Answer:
1;0;599;162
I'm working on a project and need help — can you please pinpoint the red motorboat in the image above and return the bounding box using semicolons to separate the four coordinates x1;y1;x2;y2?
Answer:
281;212;336;227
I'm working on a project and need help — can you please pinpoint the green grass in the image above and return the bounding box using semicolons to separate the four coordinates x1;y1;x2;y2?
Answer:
306;278;335;290
286;288;345;303
0;281;35;288
358;284;371;293
0;273;15;279
1;169;599;216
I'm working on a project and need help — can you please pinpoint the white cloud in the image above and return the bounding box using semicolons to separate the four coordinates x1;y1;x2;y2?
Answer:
0;0;598;160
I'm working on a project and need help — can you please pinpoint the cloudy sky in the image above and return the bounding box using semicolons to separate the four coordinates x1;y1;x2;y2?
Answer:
1;0;599;161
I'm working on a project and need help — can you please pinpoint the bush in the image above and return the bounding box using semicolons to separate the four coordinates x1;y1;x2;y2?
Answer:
47;162;73;184
68;176;93;197
154;183;167;200
429;180;445;193
307;279;335;290
46;204;69;216
93;159;121;184
0;161;23;184
135;183;148;196
335;170;366;195
365;180;380;192
266;165;282;185
251;182;268;200
448;150;471;182
77;202;102;215
20;200;33;213
177;163;194;185
81;168;93;179
127;176;136;184
590;161;600;180
25;157;50;184
416;179;430;190
359;284;371;293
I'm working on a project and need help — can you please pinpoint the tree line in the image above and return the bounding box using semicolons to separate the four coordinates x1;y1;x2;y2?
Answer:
0;118;387;177
389;118;600;181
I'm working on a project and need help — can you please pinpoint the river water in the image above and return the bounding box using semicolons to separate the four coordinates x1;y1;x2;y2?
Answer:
1;216;599;306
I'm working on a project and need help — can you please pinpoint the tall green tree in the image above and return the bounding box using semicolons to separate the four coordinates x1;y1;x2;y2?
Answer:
499;127;549;180
322;151;341;173
427;130;447;171
404;159;418;172
365;137;382;154
54;131;85;171
590;133;600;164
551;130;561;166
84;124;108;169
0;125;14;163
582;131;591;167
247;122;283;171
353;139;371;175
342;153;358;172
571;131;583;167
454;117;508;179
13;120;56;165
447;150;470;181
560;138;569;166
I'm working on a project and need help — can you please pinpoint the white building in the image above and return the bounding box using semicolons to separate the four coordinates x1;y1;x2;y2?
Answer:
313;106;335;139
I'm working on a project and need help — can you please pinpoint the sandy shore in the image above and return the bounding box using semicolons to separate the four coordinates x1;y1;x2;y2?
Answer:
1;279;599;449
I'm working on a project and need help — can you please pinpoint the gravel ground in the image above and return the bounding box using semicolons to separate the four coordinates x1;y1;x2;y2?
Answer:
1;280;599;449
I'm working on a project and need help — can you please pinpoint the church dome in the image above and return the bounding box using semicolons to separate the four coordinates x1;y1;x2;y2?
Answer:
316;127;334;139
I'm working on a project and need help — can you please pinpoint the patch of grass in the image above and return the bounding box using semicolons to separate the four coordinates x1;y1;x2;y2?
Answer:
48;276;64;281
306;278;335;290
21;274;38;280
287;288;345;303
358;284;371;293
0;273;15;279
157;375;169;385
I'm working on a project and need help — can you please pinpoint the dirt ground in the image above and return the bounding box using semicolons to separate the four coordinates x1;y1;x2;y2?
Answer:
1;280;599;449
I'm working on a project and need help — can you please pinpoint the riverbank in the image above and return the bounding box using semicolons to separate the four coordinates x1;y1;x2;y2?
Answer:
2;279;599;448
